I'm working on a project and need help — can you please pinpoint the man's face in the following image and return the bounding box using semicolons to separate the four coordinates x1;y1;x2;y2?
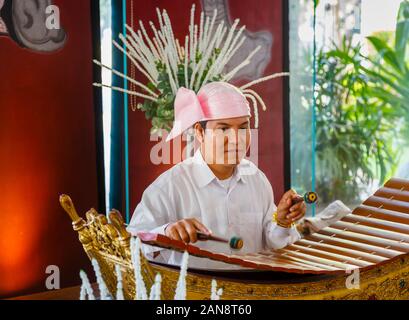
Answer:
196;116;251;166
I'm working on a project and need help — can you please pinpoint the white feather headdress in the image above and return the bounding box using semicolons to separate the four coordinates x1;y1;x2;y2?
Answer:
94;4;289;134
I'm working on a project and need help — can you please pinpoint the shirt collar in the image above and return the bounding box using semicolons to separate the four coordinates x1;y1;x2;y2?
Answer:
191;149;247;188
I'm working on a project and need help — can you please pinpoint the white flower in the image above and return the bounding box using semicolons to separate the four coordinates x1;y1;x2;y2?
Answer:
93;4;290;130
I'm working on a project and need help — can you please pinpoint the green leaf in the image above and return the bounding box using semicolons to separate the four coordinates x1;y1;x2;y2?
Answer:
367;36;403;73
395;0;409;67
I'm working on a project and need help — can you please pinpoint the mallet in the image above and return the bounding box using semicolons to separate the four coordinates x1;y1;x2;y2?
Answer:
292;191;318;205
196;232;243;250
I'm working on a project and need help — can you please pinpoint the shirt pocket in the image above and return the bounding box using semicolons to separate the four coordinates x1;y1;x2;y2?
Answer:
238;210;263;226
228;201;262;226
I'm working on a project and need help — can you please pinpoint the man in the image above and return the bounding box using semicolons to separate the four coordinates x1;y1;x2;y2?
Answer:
127;82;306;270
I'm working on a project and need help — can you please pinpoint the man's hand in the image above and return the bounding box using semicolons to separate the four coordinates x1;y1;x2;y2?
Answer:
276;189;306;227
165;218;211;243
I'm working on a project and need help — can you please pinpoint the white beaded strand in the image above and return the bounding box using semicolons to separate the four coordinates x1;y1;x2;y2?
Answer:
131;237;148;300
79;270;95;300
174;251;189;300
115;264;125;300
91;259;109;300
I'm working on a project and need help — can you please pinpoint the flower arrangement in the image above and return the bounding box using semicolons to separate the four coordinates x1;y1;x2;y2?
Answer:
94;4;289;135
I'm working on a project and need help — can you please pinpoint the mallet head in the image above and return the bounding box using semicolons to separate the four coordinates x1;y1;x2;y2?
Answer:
229;236;243;250
304;191;318;204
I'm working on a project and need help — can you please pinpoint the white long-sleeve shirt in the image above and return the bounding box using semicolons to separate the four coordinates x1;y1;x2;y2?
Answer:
127;149;300;270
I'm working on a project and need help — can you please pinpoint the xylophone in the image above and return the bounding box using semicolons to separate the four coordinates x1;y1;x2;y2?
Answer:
138;179;409;275
61;178;409;299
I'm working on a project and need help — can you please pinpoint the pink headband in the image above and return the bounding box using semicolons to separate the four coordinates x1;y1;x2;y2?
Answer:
166;82;251;142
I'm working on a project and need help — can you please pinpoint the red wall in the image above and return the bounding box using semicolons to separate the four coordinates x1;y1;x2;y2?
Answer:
0;0;99;298
127;0;285;212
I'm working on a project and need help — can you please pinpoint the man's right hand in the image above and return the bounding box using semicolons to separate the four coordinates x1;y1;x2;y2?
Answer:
165;218;211;243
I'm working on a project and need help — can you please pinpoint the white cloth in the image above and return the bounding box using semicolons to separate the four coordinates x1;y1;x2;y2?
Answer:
127;149;301;270
298;200;351;236
217;176;233;191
